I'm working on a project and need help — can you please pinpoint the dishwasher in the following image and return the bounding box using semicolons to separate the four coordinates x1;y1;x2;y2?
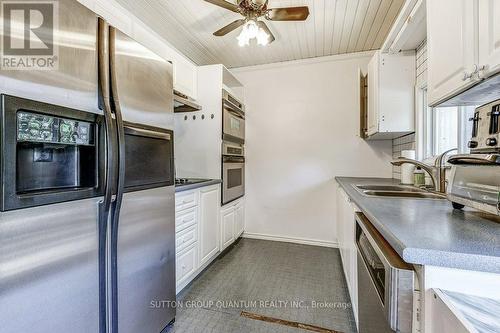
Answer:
355;213;415;333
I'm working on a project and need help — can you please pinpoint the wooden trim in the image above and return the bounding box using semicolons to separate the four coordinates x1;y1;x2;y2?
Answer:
240;311;343;333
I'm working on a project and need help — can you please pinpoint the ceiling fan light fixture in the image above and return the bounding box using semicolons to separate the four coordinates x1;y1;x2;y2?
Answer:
256;29;270;46
237;19;270;47
237;34;250;47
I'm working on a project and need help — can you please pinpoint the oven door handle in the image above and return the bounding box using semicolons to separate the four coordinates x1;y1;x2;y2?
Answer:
223;99;244;116
224;105;245;119
223;156;245;163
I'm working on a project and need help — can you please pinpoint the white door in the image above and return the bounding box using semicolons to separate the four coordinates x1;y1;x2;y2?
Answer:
427;0;478;105
367;53;379;136
479;0;500;77
199;186;220;266
221;207;235;250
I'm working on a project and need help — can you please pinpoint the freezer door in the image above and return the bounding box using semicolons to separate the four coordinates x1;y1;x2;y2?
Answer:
117;186;176;333
0;198;101;333
0;0;99;113
112;29;174;130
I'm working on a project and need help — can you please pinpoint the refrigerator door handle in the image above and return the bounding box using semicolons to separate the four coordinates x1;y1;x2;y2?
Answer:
97;17;116;333
108;25;126;333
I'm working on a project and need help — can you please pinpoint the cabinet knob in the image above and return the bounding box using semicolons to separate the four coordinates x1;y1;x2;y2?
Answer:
462;71;472;81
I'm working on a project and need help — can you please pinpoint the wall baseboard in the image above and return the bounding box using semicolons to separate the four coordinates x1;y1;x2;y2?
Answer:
242;232;339;248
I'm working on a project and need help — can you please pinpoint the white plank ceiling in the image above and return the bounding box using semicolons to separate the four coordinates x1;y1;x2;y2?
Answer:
114;0;405;68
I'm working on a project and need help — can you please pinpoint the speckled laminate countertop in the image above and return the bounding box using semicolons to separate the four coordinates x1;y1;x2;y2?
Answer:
175;179;221;193
335;177;500;273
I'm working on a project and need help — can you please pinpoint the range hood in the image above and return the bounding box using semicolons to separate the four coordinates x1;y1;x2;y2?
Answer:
174;90;202;112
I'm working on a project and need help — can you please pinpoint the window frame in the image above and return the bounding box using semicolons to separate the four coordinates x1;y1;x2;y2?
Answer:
416;87;474;159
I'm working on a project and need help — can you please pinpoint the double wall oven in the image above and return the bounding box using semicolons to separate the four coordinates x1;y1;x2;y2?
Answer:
222;90;245;205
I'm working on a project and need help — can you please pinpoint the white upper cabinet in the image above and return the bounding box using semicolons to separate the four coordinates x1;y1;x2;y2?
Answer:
427;0;478;106
173;57;198;99
366;50;415;140
367;55;379;137
478;0;500;78
428;0;500;106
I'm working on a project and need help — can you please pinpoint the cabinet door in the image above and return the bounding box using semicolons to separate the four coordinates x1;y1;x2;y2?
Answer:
173;57;197;99
176;244;198;289
427;0;478;105
221;207;235;250
234;202;245;238
479;0;500;77
367;53;379;136
199;186;220;266
345;201;358;322
335;187;345;260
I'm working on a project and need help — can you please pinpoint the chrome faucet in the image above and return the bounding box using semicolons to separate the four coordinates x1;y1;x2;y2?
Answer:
391;148;457;193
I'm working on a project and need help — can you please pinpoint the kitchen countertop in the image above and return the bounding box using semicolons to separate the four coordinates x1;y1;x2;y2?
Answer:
175;179;222;193
439;289;500;333
335;177;500;274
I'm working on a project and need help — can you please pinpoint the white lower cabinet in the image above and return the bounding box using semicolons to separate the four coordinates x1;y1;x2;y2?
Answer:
336;186;359;326
221;207;235;250
199;186;220;266
234;201;245;238
176;243;198;288
220;198;245;251
175;184;220;293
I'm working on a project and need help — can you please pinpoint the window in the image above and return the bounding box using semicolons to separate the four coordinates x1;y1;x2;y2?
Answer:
420;88;476;159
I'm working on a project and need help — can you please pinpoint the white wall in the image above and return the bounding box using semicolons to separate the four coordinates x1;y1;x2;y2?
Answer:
233;53;393;247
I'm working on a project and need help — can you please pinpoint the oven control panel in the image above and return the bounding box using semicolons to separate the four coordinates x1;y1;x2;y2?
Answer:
17;111;93;145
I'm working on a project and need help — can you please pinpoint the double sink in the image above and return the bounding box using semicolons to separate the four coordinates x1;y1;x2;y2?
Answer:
354;184;446;199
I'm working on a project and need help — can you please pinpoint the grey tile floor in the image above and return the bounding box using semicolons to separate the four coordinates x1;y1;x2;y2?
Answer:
167;239;357;333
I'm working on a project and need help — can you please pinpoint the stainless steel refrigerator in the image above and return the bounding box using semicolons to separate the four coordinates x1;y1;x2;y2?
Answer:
0;1;176;332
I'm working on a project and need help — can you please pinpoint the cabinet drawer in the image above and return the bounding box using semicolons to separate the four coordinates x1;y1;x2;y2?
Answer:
175;191;198;211
176;224;198;252
176;244;197;285
176;207;197;232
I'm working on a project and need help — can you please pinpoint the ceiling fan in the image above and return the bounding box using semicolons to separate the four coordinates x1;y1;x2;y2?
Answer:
204;0;310;45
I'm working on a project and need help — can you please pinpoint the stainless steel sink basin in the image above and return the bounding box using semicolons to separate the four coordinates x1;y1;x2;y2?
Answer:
355;184;425;192
361;190;446;199
354;184;446;199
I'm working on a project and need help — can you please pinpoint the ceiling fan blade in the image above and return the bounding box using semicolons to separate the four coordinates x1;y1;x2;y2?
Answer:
213;19;246;36
204;0;240;13
256;21;276;43
266;6;310;21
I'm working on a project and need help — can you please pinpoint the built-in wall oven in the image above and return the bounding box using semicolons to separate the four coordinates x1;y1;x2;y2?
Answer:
222;89;245;144
355;212;415;333
222;140;245;205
